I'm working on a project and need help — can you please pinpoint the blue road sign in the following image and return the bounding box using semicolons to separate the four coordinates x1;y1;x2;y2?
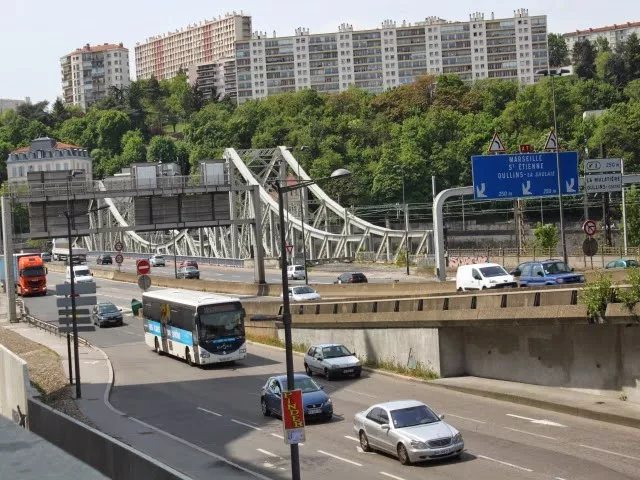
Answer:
472;151;579;200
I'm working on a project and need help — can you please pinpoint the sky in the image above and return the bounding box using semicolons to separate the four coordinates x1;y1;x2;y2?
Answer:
1;0;639;105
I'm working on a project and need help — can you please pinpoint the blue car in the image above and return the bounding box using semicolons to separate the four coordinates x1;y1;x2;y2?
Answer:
261;374;333;421
512;260;586;287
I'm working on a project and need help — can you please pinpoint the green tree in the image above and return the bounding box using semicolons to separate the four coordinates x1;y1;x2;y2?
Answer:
120;130;147;165
594;36;612;53
147;136;177;163
548;33;569;67
573;40;597;79
625;185;640;247
96;110;131;155
533;222;559;252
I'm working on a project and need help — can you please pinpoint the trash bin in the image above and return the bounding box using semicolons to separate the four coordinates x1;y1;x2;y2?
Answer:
131;299;142;317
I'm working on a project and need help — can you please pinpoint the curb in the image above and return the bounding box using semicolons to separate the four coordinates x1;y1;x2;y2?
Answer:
428;382;640;430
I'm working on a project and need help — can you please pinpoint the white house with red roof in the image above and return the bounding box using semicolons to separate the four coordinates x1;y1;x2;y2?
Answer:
6;137;92;182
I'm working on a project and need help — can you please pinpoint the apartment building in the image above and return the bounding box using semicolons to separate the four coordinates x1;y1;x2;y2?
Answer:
188;57;237;101
235;9;548;105
0;97;30;114
135;12;252;80
60;43;130;110
564;21;640;52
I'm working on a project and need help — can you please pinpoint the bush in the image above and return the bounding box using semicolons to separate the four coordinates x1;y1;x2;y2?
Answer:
617;267;640;313
533;222;559;252
580;272;613;321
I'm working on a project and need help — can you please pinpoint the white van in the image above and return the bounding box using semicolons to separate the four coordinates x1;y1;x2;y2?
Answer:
455;263;516;291
287;264;306;280
66;265;94;284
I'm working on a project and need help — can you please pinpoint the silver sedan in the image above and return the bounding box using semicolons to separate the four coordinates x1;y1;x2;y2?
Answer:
353;400;464;465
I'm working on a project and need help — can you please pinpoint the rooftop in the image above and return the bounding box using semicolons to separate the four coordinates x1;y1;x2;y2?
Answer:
11;139;84;154
564;21;640;37
64;43;126;56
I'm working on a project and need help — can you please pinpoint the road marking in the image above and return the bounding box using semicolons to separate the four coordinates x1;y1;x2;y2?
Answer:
231;419;262;431
345;389;376;398
197;407;222;417
317;450;363;466
506;414;567;427
270;433;284;440
380;472;407;480
356;446;376;455
477;455;533;472
504;427;557;441
555;477;568;480
344;435;359;442
579;444;640;462
257;449;279;458
445;413;486;424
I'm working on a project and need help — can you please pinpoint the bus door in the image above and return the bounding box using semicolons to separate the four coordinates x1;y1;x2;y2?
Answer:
160;303;171;352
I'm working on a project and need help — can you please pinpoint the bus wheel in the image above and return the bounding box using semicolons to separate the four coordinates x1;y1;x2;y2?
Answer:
186;348;195;367
154;337;162;355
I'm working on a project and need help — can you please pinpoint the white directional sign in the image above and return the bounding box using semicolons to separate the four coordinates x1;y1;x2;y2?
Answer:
585;173;622;193
584;158;622;174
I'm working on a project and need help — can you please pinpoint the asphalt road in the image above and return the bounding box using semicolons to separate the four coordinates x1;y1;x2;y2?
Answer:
25;275;640;480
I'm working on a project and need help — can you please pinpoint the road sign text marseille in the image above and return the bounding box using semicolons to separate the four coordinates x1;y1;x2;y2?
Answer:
472;151;579;200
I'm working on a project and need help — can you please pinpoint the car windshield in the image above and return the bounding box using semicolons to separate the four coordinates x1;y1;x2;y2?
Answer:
479;266;508;277
74;268;90;276
292;376;321;393
199;309;244;340
542;262;571;274
99;304;119;314
390;405;440;429
185;266;197;271
627;260;639;267
292;286;315;295
322;345;352;358
22;267;46;277
154;256;164;260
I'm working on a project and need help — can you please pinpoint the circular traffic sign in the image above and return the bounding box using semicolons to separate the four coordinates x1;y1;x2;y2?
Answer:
137;259;151;275
114;241;123;252
137;274;152;291
582;237;598;257
115;254;124;264
583;220;597;237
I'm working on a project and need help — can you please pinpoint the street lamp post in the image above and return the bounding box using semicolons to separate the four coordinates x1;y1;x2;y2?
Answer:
394;165;410;275
536;68;570;265
274;168;351;480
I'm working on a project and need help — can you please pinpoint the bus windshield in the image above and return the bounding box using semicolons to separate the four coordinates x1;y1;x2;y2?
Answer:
198;308;244;341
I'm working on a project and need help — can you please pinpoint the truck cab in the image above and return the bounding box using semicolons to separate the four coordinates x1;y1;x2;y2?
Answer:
15;254;48;296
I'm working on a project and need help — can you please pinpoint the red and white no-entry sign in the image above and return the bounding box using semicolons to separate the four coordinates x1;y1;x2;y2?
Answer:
137;259;151;275
583;220;597;237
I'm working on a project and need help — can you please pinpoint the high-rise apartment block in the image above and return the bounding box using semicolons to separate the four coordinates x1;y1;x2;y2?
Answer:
233;9;548;104
563;21;640;53
188;58;237;101
135;12;251;80
61;43;130;110
0;97;30;114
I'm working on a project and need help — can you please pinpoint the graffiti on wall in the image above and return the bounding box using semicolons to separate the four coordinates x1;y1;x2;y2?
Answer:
448;256;489;268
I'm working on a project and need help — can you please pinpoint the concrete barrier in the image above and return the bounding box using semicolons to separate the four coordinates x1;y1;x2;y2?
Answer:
28;398;190;480
0;344;30;425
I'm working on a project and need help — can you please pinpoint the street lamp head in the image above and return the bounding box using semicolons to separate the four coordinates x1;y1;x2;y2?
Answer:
330;168;351;179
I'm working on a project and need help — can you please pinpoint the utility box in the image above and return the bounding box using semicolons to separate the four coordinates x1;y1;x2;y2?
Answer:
131;163;158;189
200;160;227;186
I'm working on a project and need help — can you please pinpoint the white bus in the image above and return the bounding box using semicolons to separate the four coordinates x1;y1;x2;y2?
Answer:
142;289;247;366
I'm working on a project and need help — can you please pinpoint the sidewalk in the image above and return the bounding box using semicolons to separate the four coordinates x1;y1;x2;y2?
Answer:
2;322;261;480
430;376;640;429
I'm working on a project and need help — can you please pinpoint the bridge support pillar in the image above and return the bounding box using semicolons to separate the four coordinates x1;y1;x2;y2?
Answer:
2;197;18;323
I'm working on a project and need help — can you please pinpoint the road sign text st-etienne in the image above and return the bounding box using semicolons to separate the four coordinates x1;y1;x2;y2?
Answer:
472;151;579;200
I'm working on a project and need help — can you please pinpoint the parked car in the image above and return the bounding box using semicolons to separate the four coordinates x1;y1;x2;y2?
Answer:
282;286;321;302
92;302;123;328
353;400;464;465
287;264;306;280
40;252;51;262
177;266;200;279
304;343;361;379
150;254;166;267
334;272;368;284
605;259;639;269
455;263;517;291
180;259;199;269
511;260;586;287
96;254;112;265
261;374;333;421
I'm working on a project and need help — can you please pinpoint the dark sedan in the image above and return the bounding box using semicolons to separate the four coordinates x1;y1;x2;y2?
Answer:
92;302;123;328
261;374;333;422
177;266;200;279
97;254;112;265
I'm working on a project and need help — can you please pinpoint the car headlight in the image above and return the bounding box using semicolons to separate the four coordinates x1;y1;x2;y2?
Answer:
453;433;463;443
579;276;585;282
556;278;565;284
324;398;332;406
330;364;339;369
490;279;497;283
410;440;427;449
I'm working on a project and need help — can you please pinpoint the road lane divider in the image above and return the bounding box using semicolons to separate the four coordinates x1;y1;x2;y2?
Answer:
503;427;557;441
317;450;363;467
344;435;359;442
232;419;263;431
380;472;407;480
443;413;486;424
198;407;222;417
257;449;279;458
578;445;640;462
477;454;533;472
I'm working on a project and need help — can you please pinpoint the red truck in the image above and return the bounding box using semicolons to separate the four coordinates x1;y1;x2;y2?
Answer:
15;253;48;296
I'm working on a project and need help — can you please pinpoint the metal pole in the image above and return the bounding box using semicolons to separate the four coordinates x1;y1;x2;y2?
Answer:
402;170;409;275
64;181;74;386
173;232;178;279
298;162;309;284
277;184;301;480
622;159;628;255
551;74;568;264
65;209;81;399
1;196;18;323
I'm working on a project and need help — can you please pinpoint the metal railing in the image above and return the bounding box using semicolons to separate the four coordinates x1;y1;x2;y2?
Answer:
89;251;245;268
23;314;90;347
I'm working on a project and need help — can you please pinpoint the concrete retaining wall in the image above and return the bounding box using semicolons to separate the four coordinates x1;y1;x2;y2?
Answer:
0;344;29;425
28;398;189;480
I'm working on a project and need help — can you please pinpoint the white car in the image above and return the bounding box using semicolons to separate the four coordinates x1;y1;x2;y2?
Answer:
287;264;306;280
353;400;464;465
455;263;517;291
304;343;362;379
281;285;321;302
